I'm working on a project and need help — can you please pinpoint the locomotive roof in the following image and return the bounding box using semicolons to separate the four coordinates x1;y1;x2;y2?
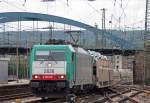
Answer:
33;44;75;52
75;47;89;55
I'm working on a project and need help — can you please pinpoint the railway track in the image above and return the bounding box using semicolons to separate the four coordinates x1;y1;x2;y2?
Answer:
0;92;34;101
94;86;150;103
20;87;121;103
2;84;150;103
20;98;66;103
75;85;150;103
0;84;35;101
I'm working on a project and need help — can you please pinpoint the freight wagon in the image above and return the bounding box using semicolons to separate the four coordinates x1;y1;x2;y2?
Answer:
96;59;113;88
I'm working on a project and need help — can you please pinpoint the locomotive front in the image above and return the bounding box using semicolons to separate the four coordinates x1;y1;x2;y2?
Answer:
30;45;69;98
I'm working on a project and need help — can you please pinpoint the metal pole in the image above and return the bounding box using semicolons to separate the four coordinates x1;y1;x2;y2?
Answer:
101;8;106;49
102;9;104;48
7;32;9;45
145;0;148;32
40;33;42;44
33;20;35;44
3;23;5;45
144;0;149;86
16;17;20;82
95;23;98;49
26;39;28;79
70;25;71;42
36;20;39;43
64;23;66;41
52;21;55;39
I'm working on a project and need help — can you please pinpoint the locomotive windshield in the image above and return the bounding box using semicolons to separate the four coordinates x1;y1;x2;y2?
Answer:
35;50;66;61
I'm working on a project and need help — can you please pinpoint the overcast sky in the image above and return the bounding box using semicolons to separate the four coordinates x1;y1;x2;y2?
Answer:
0;0;146;30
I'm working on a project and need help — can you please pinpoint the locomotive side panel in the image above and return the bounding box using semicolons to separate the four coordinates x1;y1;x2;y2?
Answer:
74;47;93;86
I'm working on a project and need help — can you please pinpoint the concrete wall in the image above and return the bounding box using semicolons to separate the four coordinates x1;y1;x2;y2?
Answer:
114;55;122;69
113;55;134;70
0;60;8;84
145;46;150;85
133;51;144;85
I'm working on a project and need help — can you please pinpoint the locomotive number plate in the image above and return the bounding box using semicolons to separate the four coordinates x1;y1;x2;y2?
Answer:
44;69;54;73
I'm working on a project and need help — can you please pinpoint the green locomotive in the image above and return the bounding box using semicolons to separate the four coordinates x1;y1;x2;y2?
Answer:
30;45;94;98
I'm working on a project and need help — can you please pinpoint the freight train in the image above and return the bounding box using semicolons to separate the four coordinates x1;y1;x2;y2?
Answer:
30;45;113;99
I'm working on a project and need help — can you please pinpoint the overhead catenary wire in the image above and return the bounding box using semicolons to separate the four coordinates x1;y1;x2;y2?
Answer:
84;0;130;30
22;0;26;6
84;0;112;29
0;0;145;31
109;0;144;31
111;0;129;30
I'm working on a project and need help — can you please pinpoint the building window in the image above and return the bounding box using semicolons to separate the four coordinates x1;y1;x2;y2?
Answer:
116;65;119;69
117;61;119;63
117;56;119;59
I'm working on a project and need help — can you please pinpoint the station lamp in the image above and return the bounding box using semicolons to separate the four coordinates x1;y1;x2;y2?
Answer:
88;0;96;1
41;0;55;2
41;0;96;2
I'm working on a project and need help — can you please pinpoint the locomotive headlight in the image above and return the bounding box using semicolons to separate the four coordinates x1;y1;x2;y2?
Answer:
34;75;38;79
48;63;52;67
60;75;64;79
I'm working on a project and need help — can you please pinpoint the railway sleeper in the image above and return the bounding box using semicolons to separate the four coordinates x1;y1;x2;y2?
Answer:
118;91;142;103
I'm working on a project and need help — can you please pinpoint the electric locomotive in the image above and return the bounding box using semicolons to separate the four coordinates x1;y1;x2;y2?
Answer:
30;45;94;98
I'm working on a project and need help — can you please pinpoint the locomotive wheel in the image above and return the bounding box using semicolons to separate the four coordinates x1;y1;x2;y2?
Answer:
41;97;48;101
66;94;76;103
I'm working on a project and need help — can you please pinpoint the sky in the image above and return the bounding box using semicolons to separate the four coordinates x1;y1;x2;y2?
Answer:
0;0;146;30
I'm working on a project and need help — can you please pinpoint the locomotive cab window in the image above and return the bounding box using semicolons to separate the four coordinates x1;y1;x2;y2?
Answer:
35;50;66;61
72;53;74;61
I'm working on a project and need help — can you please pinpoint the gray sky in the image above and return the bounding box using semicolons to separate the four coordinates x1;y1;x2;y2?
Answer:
0;0;146;30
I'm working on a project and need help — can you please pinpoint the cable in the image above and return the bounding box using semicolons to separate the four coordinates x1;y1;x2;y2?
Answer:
119;0;130;19
86;1;101;14
84;0;131;30
59;0;72;10
22;0;26;6
110;0;132;30
84;0;112;27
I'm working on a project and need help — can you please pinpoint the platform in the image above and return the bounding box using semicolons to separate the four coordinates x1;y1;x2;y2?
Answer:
0;79;29;87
